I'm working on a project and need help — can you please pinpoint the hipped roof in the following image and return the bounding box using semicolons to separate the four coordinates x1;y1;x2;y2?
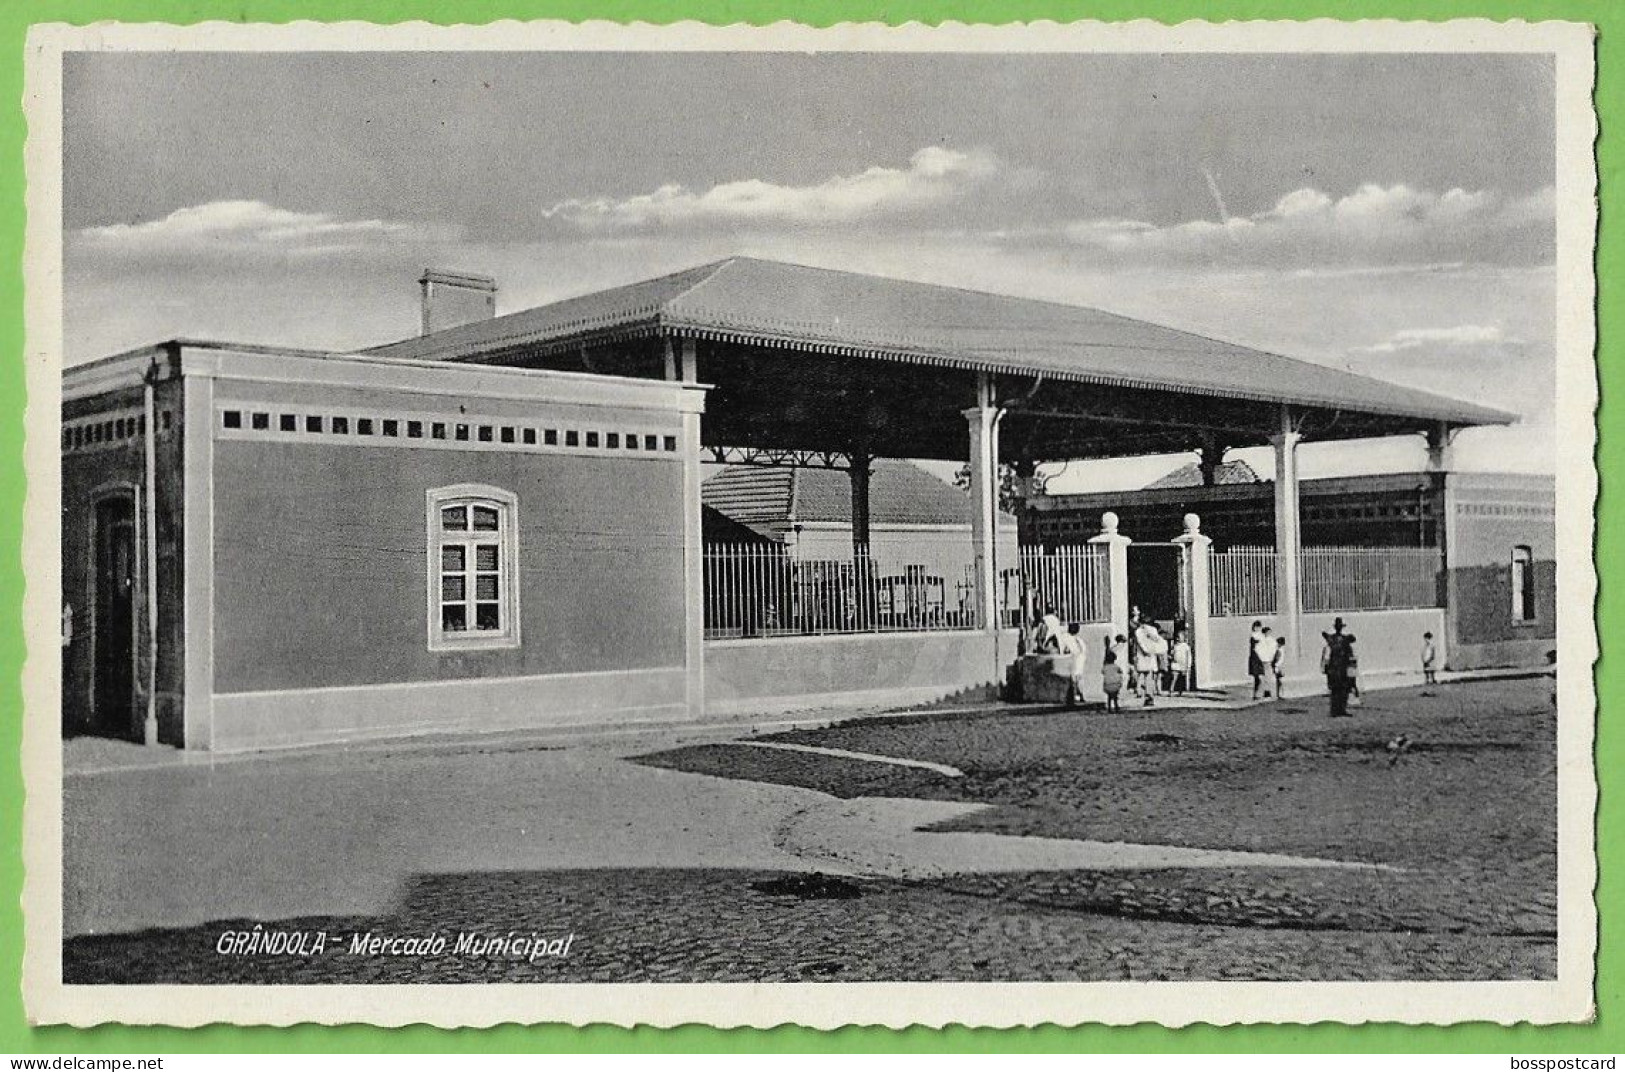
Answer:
369;256;1513;427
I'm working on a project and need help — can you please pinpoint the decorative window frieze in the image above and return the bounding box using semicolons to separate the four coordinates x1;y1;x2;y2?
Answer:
214;403;682;460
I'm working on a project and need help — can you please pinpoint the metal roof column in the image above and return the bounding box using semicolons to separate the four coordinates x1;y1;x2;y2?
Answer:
1426;421;1457;473
1271;405;1305;676
963;377;1003;640
848;449;875;630
677;337;705;720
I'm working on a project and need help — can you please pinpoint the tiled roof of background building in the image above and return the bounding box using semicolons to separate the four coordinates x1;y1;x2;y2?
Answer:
701;459;1012;539
1146;459;1265;489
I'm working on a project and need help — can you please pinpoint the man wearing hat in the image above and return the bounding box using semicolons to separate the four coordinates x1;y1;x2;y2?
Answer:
1321;617;1356;717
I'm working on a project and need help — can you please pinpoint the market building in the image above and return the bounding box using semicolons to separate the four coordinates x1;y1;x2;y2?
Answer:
61;256;1528;749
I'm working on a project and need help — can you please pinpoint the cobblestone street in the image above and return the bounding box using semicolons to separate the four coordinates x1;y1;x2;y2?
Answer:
65;866;1554;984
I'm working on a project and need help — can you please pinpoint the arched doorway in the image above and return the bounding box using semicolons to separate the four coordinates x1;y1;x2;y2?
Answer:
90;493;138;739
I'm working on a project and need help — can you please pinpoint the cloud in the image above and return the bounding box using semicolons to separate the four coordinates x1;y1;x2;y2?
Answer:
1342;316;1544;416
72;200;440;261
539;147;1005;231
1053;184;1554;268
1353;324;1513;355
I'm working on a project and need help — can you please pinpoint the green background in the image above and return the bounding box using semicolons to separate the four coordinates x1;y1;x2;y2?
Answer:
0;0;1613;1054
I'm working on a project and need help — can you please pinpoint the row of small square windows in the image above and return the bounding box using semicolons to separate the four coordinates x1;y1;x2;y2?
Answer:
220;409;679;454
1044;501;1424;528
62;412;173;451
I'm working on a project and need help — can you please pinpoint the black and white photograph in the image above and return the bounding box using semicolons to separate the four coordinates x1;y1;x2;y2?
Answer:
23;19;1596;1028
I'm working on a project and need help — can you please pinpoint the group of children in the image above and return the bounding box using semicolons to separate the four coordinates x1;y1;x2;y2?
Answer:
1032;605;1190;713
1246;620;1288;700
1111;612;1192;711
1036;608;1445;715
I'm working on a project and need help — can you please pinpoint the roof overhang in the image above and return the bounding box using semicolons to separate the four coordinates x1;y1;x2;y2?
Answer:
352;256;1518;463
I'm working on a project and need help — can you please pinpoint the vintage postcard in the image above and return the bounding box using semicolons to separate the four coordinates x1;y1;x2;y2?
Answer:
20;18;1597;1028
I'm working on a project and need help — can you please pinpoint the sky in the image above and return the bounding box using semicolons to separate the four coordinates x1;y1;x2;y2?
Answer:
61;50;1558;489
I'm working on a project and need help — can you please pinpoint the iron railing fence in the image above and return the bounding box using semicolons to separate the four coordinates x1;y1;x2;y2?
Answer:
702;543;981;639
1299;546;1444;613
1209;547;1280;617
1209;546;1444;616
1016;544;1112;626
707;542;1439;638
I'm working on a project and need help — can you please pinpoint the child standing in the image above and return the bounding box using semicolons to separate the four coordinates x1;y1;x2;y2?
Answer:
1134;619;1163;706
1421;631;1438;684
1253;627;1280;699
1272;639;1287;698
1246;620;1265;693
1057;623;1087;707
1101;650;1125;713
1346;632;1361;702
1170;631;1192;694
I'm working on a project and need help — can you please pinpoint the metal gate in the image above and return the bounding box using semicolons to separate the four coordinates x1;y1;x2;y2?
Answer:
1126;541;1189;627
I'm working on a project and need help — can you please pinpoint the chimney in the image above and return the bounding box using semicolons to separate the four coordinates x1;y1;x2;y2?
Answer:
419;268;497;336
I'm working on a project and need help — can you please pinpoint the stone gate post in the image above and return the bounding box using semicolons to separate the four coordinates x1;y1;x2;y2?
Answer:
1088;512;1132;641
1173;512;1214;690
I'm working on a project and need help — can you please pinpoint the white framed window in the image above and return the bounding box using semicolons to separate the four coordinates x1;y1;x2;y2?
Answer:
1511;545;1536;624
427;485;521;651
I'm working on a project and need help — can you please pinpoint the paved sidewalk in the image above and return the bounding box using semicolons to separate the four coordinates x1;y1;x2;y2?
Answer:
64;732;839;936
64;663;1550;776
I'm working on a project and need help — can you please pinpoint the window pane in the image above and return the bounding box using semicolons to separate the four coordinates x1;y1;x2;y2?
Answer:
442;575;466;602
475;603;501;630
442;605;467;632
475;574;498;601
441;545;465;572
472;506;499;531
442;506;468;531
475;543;499;570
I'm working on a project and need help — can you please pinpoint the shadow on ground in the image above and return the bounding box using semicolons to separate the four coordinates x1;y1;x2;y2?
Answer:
632;677;1557;969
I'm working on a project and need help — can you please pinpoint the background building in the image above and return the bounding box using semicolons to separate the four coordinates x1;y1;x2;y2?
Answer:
1026;466;1555;672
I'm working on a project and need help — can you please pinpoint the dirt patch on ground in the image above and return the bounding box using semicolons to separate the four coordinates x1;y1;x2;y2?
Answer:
638;679;1557;945
635;741;961;801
